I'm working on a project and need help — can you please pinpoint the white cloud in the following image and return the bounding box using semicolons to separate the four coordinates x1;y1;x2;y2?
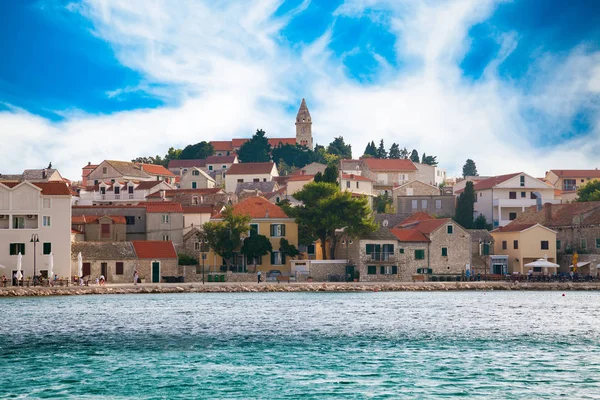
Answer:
1;0;599;181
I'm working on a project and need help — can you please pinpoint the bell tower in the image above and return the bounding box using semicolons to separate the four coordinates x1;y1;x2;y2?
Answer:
295;98;313;149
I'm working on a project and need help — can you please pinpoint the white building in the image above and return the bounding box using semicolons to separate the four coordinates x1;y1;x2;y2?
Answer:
0;181;72;282
179;167;216;190
77;180;173;205
224;162;278;194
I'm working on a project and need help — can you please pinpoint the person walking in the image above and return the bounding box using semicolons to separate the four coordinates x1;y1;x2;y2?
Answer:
134;270;139;285
257;270;262;284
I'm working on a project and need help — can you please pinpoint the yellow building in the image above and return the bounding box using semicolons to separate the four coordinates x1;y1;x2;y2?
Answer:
545;170;600;201
208;196;298;274
491;223;557;274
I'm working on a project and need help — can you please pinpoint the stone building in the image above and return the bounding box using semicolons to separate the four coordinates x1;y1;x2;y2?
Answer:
179;167;216;190
359;158;418;194
71;215;127;241
72;205;147;241
131;240;179;283
144;202;184;248
468;229;495;273
393;180;455;218
71;241;138;283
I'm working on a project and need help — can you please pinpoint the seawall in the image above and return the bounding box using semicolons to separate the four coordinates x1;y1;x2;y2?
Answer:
1;281;600;297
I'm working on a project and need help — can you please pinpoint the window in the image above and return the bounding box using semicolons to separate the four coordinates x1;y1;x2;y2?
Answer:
13;217;25;229
520;176;525;187
270;224;286;237
195;242;201;251
253;178;260;183
581;238;587;249
412;200;418;210
192;170;200;176
163;234;170;241
447;225;453;234
208;165;213;171
509;192;517;199
530;192;537;200
237;179;243;183
192;182;197;189
441;247;448;257
513;240;518;249
367;265;377;275
541;240;549;250
43;216;51;227
116;262;124;275
307;244;315;255
502;241;507;250
509;212;517;220
222;165;227;169
435;200;442;209
271;251;283;265
356;182;359;189
114;186;121;195
421;200;428;209
557;240;561;250
162;214;170;223
596;238;600;248
125;216;135;225
94;180;99;185
102;167;107;174
101;224;110;238
43;198;51;209
43;242;51;255
415;249;425;260
192;196;199;205
399;248;404;254
482;243;490;255
391;265;398;274
249;224;259;237
520;192;526;198
9;243;25;255
346;181;350;188
263;178;267;182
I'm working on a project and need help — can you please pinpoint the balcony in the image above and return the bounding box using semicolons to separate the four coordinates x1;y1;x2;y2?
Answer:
362;252;397;262
79;191;147;203
562;185;577;192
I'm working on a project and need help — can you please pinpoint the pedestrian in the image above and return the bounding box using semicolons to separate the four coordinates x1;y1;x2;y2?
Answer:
95;277;99;286
100;275;105;286
133;270;139;285
465;269;471;281
12;271;17;286
257;270;262;284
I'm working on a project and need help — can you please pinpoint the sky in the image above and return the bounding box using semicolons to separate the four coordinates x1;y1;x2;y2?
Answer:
1;0;599;181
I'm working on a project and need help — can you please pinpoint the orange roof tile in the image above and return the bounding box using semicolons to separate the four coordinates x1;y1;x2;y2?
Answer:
286;174;314;182
390;228;430;242
182;206;213;214
342;173;374;182
227;162;275;175
132;241;177;259
398;212;435;226
549;169;600;178
491;223;536;233
210;141;235;151
0;181;71;196
138;164;175;176
143;202;184;213
268;138;297;147
472;172;521;191
362;158;417;172
71;215;127;224
212;196;289;219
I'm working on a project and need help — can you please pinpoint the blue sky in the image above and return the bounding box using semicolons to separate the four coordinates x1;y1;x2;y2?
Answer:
1;0;599;179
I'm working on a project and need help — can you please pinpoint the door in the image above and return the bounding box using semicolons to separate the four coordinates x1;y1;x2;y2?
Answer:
83;262;91;277
345;265;355;282
152;262;160;283
101;263;108;281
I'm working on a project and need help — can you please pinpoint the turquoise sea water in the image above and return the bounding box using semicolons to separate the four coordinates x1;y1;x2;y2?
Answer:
1;291;600;399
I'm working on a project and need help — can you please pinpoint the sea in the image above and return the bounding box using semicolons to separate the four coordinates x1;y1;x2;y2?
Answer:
1;291;599;399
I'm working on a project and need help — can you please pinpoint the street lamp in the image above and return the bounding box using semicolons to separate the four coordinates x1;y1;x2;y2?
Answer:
30;233;39;286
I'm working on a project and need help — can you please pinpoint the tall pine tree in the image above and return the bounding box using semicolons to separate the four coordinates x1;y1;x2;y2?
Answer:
376;139;387;159
455;181;475;229
389;143;400;159
409;149;420;163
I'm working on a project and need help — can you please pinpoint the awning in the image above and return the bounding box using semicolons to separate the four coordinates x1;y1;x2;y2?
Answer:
570;261;591;268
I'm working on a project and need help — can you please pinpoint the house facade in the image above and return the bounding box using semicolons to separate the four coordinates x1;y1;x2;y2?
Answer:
77;180;173;205
71;215;127;241
179;167;216;190
72;205;147;241
0;181;72;281
544;169;600;202
359;158;418;194
393;180;455;217
86;160;175;185
71;241;138;283
144;202;184;248
224;162;279;194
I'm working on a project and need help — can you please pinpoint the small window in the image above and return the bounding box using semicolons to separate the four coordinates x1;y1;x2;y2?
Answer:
249;224;259;237
520;176;525;187
509;192;517;199
541;240;549;250
163;234;170;241
162;214;170;223
520;192;526;198
513;240;518;249
125;216;135;225
192;170;200;176
367;265;377;275
101;224;110;238
421;200;428;209
411;200;418;210
237;179;243;183
596;238;600;248
9;243;25;255
581;238;587;249
435;200;442;209
271;251;283;265
509;212;517;220
208;166;213;171
441;247;448;257
346;181;350;188
192;182;197;189
13;217;25;229
502;241;507;250
557;240;561;250
307;244;316;255
415;249;425;260
253;178;260;183
194;241;201;251
102;167;107;174
43;198;51;209
128;186;134;194
356;182;359;189
222;165;227;169
270;224;286;237
43;216;51;227
399;248;404;254
116;262;124;275
447;225;453;234
43;242;51;255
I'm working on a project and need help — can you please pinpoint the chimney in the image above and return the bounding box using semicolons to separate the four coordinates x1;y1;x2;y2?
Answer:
88;161;91;166
545;203;552;223
301;170;306;175
42;170;47;180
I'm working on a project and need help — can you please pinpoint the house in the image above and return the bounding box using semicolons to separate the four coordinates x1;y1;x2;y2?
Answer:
456;172;558;228
235;181;279;198
393;180;455;218
452;176;491;195
224;162;279;194
0;168;65;183
145;188;233;209
85;160;175;185
360;158;418;194
182;205;214;234
206;197;299;274
468;229;496;274
340;173;375;208
131;240;179;283
490;223;558;275
291;162;327;176
512;202;600;274
72;205;147;241
71;241;138;283
285;174;314;195
71;215;127;241
340;159;362;175
412;162;446;186
168;159;207;176
168;155;239;187
81;163;99;186
144;202;184;248
179;167;216;190
77;180;174;205
544;169;600;202
0;181;72;282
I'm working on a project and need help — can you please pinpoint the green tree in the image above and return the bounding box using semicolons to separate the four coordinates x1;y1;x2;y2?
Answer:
202;207;251;266
462;159;478;178
373;193;393;214
410;149;420;163
376;139;387;159
363;141;377;157
389;143;401;159
241;234;272;272
322;164;339;183
279;238;300;260
421;153;438;166
132;156;164;165
455;181;475;229
474;214;488;230
399;147;409;159
180;141;214;160
576;180;600;202
272;144;313;171
327;136;352;159
237;129;271;162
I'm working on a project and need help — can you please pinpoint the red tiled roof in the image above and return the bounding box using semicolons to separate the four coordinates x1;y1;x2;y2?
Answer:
472;172;521;191
362;158;417;172
491;223;536;233
132;241;177;259
145;188;223;198
342;173;374;182
71;216;86;224
73;205;145;209
71;215;127;224
398;212;435;226
143;202;184;213
514;202;600;227
390;228;430;242
206;155;237;164
182;206;213;214
273;176;291;185
212;196;289;219
168;159;207;169
227;162;275;175
210;141;235;151
286;174;314;182
82;164;98;169
0;181;71;196
138;164;175;177
549;169;600;178
268;138;297;147
135;181;164;190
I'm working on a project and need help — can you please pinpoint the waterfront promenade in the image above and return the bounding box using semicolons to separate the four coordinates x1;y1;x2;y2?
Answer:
1;280;600;297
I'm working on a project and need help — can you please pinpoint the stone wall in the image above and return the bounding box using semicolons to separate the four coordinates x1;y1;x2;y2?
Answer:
428;223;471;274
397;242;429;281
70;258;138;284
396;196;455;218
555;225;600;256
137;259;180;283
394;180;440;196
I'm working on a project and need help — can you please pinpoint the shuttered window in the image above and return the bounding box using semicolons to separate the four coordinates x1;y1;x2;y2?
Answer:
116;262;124;275
9;243;25;255
43;243;51;255
367;266;376;275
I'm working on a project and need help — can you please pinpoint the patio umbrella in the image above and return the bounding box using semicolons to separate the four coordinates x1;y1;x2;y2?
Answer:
77;252;83;278
525;258;559;274
16;252;23;281
48;252;54;280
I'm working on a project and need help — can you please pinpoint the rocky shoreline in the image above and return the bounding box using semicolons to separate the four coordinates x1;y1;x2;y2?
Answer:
1;281;600;297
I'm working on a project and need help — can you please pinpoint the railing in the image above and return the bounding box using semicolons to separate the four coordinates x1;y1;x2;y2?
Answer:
562;185;577;192
363;252;396;262
79;191;147;202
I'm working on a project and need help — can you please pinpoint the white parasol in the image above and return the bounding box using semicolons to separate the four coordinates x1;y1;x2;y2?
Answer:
525;258;560;268
16;252;23;280
77;252;83;277
48;252;54;280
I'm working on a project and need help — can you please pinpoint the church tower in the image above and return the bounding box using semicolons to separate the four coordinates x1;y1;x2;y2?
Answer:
295;98;313;149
